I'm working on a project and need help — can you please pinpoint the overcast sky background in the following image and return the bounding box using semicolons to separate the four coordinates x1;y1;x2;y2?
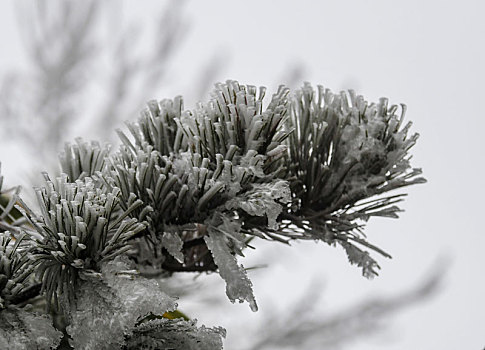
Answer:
0;1;484;349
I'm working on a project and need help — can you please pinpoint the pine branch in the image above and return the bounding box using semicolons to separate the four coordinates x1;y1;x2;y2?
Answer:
278;83;426;277
23;173;147;309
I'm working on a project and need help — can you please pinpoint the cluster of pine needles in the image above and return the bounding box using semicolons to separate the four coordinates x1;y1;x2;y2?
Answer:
0;81;424;349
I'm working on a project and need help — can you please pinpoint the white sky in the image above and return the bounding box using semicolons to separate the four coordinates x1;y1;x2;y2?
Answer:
0;0;484;349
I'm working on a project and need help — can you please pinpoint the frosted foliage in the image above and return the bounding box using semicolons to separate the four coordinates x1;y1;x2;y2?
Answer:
0;307;62;350
161;230;184;263
66;278;127;350
0;233;34;310
213;213;246;255
59;138;110;181
341;242;380;279
171;151;192;174
204;230;258;311
101;258;177;317
66;258;177;350
226;180;291;229
282;83;426;277
340;119;386;164
126;319;225;350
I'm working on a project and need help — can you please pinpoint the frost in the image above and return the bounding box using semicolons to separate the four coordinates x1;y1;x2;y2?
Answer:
65;278;129;350
210;212;246;255
226;180;291;229
0;80;425;348
171;151;193;175
204;229;258;311
341;242;380;278
102;257;177;320
125;318;225;350
0;307;62;350
0;232;36;310
66;257;177;350
59;138;110;181
161;230;184;263
283;84;425;275
26;174;147;308
239;150;266;178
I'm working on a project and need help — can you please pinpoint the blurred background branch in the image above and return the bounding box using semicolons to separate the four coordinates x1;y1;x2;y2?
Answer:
244;261;446;350
0;0;221;182
3;0;98;157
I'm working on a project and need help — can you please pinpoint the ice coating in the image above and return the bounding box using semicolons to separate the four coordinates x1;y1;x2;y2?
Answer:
226;180;291;230
66;257;177;349
125;318;225;350
204;229;258;312
0;307;62;350
161;231;184;263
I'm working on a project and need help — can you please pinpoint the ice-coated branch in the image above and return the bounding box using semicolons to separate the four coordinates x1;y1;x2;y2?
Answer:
23;173;147;309
95;80;425;311
279;83;426;277
0;79;425;349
